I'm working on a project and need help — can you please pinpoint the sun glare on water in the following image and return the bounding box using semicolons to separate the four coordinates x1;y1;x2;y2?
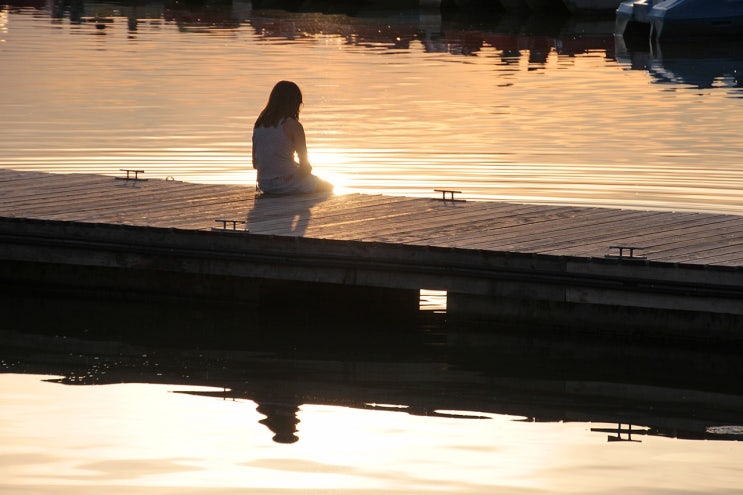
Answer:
310;148;352;195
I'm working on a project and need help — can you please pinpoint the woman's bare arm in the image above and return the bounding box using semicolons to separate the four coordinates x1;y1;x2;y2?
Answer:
251;135;257;169
283;118;312;172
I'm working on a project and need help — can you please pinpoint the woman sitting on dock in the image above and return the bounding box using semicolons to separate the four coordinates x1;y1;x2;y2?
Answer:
252;81;333;195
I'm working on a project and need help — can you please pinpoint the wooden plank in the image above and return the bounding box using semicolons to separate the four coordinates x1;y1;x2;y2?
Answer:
247;193;419;226
695;253;743;265
80;195;404;232
479;211;706;252
4;181;251;219
359;206;582;245
563;217;743;261
248;196;451;236
0;174;113;205
91;198;254;228
527;214;738;258
0;170;107;185
353;202;573;239
247;193;419;218
421;208;664;251
305;202;578;243
2;178;190;210
300;203;501;240
1;172;246;205
0;171;103;189
37;181;248;212
652;239;743;265
96;192;401;231
675;247;743;266
10;191;249;224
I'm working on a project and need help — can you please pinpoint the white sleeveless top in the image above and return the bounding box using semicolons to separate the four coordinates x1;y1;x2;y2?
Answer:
252;122;298;181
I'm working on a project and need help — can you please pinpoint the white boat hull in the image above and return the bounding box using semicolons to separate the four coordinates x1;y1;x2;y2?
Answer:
650;0;743;38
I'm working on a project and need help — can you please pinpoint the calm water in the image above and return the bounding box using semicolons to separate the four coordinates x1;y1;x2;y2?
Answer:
1;372;741;495
2;2;743;493
2;293;743;494
2;1;743;213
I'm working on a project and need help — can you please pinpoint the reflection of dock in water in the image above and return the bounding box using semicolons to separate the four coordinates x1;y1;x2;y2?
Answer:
2;318;742;444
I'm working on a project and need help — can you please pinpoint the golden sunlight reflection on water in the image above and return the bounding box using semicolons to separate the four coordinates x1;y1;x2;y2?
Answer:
1;6;743;214
2;374;743;494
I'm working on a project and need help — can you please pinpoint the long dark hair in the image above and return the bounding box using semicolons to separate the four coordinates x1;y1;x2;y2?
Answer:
254;80;303;128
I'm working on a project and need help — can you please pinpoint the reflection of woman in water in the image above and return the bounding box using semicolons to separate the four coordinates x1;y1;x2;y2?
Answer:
256;401;301;444
252;81;333;195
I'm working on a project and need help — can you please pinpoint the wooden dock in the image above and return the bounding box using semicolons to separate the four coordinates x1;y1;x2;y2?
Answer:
1;169;742;336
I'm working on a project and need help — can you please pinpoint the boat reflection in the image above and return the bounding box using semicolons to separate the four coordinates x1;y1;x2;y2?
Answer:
2;293;743;445
616;35;743;92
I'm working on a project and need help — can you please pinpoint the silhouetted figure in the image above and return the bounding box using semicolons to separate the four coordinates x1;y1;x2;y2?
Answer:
252;81;333;195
